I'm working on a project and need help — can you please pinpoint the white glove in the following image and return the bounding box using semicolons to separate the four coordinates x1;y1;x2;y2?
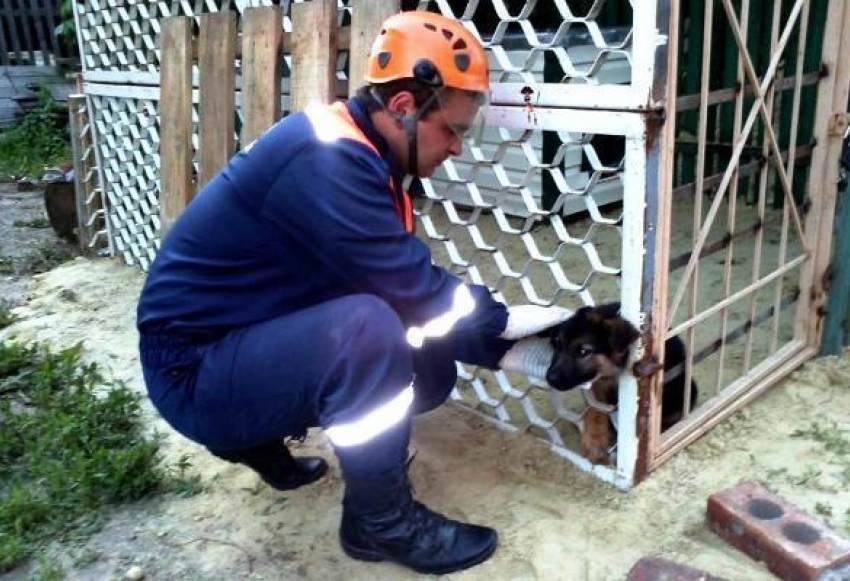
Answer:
498;337;554;379
499;305;574;340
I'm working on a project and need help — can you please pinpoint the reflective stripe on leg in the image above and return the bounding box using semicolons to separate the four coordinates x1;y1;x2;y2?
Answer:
325;384;415;447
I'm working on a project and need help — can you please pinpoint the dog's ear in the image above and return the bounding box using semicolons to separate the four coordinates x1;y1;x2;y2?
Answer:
605;317;640;355
597;302;622;319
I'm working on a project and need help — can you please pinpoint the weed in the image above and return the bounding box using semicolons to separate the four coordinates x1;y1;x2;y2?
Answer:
0;301;17;330
0;255;12;275
792;465;823;486
814;501;833;519
791;421;850;456
30;556;64;581
0;87;71;180
0;245;75;277
24;245;75;274
0;340;201;572
13;217;50;229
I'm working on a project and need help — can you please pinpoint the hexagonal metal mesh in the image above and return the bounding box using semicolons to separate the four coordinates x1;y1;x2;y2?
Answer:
415;118;630;474
414;0;634;85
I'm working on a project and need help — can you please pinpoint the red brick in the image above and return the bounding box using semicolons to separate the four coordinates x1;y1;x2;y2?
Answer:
626;557;727;581
707;480;850;581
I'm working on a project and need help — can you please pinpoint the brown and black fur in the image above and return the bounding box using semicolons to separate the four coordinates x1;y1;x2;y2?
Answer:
543;302;698;464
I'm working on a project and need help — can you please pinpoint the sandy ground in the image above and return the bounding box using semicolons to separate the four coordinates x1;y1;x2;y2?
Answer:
2;257;850;581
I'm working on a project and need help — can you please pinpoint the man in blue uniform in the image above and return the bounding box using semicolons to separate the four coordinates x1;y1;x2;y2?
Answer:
138;10;568;575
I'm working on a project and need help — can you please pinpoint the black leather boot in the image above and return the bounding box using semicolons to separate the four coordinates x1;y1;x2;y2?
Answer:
339;464;498;574
209;440;327;491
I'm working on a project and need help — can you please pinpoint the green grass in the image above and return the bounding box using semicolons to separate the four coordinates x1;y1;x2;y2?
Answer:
0;340;203;573
0;301;16;330
791;421;850;456
0;86;71;181
0;256;12;275
24;245;75;274
0;245;75;277
13;218;50;229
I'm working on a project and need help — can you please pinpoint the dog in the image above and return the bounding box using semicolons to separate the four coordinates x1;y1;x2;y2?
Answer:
543;303;698;464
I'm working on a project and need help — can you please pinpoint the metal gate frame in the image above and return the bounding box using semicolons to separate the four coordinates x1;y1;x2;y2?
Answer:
635;0;850;481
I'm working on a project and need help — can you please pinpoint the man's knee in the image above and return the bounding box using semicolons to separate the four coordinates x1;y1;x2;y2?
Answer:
411;342;458;415
335;294;406;351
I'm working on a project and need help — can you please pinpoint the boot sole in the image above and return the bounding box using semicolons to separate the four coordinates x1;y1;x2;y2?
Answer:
340;536;498;575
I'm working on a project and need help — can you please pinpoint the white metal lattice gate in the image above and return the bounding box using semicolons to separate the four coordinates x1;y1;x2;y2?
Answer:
72;0;850;488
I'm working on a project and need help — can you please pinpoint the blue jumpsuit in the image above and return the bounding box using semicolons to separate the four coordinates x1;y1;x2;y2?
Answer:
137;97;513;452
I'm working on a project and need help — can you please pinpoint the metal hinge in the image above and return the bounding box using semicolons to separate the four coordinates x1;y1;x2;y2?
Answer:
828;112;850;137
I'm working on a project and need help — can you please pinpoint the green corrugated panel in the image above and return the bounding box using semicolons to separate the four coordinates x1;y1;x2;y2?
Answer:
822;166;850;355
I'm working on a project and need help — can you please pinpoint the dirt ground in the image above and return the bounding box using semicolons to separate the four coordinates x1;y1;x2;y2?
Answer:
2;186;850;580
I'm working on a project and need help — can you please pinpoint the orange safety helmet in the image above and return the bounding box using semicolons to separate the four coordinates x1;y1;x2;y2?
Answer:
365;11;489;94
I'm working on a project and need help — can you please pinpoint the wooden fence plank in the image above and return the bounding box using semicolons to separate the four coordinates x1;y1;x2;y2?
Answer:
17;0;37;65
241;6;282;145
30;0;50;65
40;0;62;59
1;0;24;65
198;11;236;189
348;0;398;97
159;16;193;236
0;11;9;65
290;0;337;112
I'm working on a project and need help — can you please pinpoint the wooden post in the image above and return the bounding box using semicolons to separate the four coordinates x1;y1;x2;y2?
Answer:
795;1;850;349
290;0;338;112
198;12;237;189
241;6;282;145
68;94;91;251
348;0;398;97
159;16;194;236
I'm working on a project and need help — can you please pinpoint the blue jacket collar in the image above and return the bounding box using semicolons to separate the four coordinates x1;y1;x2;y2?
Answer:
346;96;406;184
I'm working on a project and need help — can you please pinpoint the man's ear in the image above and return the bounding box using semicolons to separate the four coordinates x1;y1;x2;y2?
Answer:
385;91;417;119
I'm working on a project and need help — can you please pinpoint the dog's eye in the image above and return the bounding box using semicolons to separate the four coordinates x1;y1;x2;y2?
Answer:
577;345;594;358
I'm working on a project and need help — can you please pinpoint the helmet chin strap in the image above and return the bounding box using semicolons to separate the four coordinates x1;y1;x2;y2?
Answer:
401;113;420;177
400;89;441;177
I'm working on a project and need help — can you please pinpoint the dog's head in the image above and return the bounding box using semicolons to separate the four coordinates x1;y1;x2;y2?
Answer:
543;302;639;391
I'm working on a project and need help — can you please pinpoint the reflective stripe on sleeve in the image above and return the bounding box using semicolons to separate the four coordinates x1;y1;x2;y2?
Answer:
406;284;476;348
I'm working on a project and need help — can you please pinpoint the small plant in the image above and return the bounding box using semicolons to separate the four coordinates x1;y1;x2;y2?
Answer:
0;255;12;275
0;246;76;277
0;301;17;330
0;87;71;180
13;217;50;229
30;556;64;581
0;340;202;572
791;421;850;456
55;0;77;50
814;501;834;519
24;245;75;274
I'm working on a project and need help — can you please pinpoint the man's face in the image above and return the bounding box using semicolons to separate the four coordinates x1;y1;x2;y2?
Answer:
414;91;480;177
